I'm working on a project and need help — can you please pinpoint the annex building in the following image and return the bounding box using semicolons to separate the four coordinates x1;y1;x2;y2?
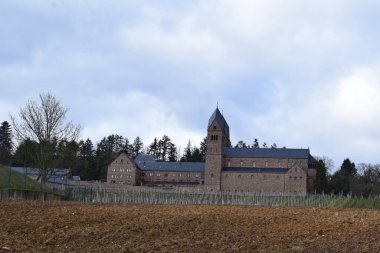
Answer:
107;108;317;194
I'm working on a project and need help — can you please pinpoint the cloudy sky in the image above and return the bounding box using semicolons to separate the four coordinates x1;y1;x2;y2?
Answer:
1;0;380;170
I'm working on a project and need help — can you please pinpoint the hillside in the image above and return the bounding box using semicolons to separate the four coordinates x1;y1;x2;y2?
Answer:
0;165;46;190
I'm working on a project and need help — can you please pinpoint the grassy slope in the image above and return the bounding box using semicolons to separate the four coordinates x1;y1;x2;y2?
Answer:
0;165;47;191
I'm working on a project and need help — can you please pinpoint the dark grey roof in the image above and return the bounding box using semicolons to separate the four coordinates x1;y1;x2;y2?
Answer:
309;154;318;163
134;154;204;172
134;154;156;163
10;167;70;176
222;167;289;173
224;148;310;159
136;161;205;172
208;108;229;136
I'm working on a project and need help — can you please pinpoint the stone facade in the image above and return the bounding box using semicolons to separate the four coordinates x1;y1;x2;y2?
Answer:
140;171;202;185
107;108;317;194
107;153;139;185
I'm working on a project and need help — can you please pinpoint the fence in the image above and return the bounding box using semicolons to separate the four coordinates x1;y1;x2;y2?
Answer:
0;188;65;201
66;186;380;208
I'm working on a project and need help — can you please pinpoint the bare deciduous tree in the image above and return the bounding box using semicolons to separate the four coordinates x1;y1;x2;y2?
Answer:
10;93;81;183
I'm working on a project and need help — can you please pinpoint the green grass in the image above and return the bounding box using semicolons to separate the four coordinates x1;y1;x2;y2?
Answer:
0;165;49;191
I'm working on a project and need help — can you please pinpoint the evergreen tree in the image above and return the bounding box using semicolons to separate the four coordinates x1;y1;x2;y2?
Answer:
253;138;259;148
314;159;328;193
235;140;247;148
330;158;356;195
199;137;207;162
75;138;96;180
180;140;192;162
168;142;177;162
0;121;13;165
132;136;144;159
148;137;159;160
56;139;79;170
124;138;133;156
157;135;171;161
12;139;38;167
341;158;357;177
191;147;202;162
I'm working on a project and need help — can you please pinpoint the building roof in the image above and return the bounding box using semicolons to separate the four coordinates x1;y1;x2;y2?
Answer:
208;107;229;136
222;167;289;173
134;154;156;163
10;167;70;176
224;148;310;159
134;154;205;172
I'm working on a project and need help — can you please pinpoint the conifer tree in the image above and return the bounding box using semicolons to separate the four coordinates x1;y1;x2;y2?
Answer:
0;121;13;165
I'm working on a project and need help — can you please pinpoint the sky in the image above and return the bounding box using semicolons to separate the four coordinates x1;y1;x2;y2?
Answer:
1;0;380;170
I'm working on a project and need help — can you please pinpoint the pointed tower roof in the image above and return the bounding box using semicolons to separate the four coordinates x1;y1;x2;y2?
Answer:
208;107;229;136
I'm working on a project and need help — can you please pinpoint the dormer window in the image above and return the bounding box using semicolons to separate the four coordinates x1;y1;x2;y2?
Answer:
213;125;217;129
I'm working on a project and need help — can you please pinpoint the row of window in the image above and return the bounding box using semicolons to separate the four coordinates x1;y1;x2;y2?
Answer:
114;159;129;164
289;176;303;180
224;174;281;180
111;168;133;173
227;160;284;168
110;174;133;179
210;134;219;141
143;172;200;178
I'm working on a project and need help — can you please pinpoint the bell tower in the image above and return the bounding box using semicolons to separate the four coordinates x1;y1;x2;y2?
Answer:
204;107;230;191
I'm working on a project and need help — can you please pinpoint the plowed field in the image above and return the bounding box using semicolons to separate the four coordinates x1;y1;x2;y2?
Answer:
0;201;379;252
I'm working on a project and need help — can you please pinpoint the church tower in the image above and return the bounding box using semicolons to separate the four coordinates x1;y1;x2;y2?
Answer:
204;107;230;191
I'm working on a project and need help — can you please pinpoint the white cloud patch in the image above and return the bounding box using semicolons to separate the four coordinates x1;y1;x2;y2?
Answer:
244;64;380;166
81;90;204;149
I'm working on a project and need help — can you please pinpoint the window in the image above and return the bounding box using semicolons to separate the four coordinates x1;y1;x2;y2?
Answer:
294;176;297;180
211;135;219;141
251;175;254;179
157;173;161;177
210;173;214;178
237;175;241;179
278;161;281;168
120;159;124;164
265;161;268;167
195;174;199;178
187;173;191;178
276;175;280;180
141;172;145;176
149;173;153;176
240;160;244;167
213;125;217;129
289;176;292;179
164;173;168;177
252;161;256;168
228;160;231;167
172;174;176;177
179;173;182;177
263;175;267;180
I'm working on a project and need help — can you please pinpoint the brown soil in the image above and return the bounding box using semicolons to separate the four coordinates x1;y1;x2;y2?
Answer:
0;201;379;252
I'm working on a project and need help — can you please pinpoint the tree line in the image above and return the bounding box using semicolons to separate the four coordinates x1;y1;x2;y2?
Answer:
0;118;209;180
313;157;380;197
